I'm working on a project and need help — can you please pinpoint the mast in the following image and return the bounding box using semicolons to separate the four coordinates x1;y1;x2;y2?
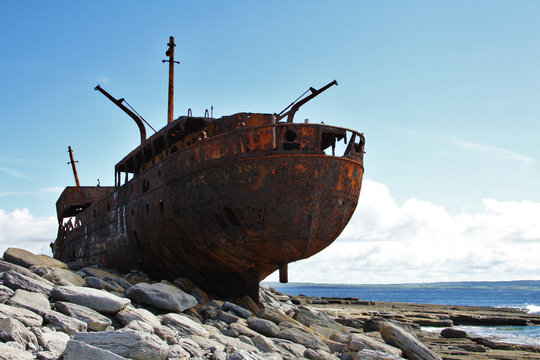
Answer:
67;146;80;187
162;36;180;124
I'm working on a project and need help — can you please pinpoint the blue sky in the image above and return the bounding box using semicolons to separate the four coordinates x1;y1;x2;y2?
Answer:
2;1;540;283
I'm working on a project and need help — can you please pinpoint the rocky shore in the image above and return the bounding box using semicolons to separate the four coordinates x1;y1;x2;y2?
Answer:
0;247;539;360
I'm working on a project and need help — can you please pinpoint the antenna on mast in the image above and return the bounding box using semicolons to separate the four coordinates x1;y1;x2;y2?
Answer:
162;36;180;124
67;146;81;187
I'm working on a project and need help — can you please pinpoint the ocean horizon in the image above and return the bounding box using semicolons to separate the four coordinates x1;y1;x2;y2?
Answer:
264;279;540;346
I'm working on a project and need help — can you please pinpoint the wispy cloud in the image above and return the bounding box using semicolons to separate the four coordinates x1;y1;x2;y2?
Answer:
0;167;27;179
265;179;540;284
446;137;534;165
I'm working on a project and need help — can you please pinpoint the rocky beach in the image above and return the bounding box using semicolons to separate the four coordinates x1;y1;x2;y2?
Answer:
0;247;539;360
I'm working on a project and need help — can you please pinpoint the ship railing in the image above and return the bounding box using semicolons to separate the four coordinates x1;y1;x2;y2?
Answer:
114;122;364;187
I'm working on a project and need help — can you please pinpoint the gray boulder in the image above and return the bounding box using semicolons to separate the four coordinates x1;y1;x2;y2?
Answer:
125;282;197;312
223;301;252;318
161;312;209;337
166;344;191;359
115;304;160;327
31;266;85;286
33;328;70;359
2;271;54;296
0;317;38;349
86;276;125;292
51;285;130;313
0;303;43;327
0;284;14;302
3;247;68;269
293;307;349;338
43;310;87;335
304;348;339;360
6;289;51;315
248;317;280;337
277;327;329;352
55;301;113;331
348;333;403;356
0;342;35;360
74;329;169;360
380;322;442;360
63;340;129;360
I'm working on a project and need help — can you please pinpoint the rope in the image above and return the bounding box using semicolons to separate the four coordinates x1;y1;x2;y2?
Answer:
124;100;157;133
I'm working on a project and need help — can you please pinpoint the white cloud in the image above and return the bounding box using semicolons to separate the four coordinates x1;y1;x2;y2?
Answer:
0;209;56;256
265;179;540;284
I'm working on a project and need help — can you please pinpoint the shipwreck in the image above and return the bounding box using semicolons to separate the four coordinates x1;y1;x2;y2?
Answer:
53;37;365;300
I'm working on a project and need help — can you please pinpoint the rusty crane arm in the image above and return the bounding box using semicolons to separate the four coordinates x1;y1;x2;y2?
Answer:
94;85;147;144
275;80;338;123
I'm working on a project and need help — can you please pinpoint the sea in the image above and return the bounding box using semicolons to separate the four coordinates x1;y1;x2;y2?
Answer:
265;280;540;346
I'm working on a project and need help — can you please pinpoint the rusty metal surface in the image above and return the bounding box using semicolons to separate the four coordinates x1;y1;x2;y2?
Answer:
54;114;364;300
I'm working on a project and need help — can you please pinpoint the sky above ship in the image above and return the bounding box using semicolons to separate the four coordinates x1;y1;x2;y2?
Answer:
1;1;540;284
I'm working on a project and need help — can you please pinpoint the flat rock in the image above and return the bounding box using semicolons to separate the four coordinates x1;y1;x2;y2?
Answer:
125;282;196;312
3;247;68;269
2;270;54;296
353;349;406;360
63;340;129;360
230;322;261;338
0;303;43;327
248;317;280;337
252;334;280;353
273;338;307;357
86;276;125;292
167;343;192;359
223;301;252;318
293;307;350;338
304;348;340;360
74;329;169;360
0;259;46;282
34;329;70;355
161;312;209;337
43;310;87;335
257;308;295;325
31;266;86;286
380;322;442;360
277;327;329;352
55;301;112;331
115;304;160;327
348;333;402;357
0;342;35;360
0;284;14;302
78;267;120;279
0;317;39;349
6;288;51;315
51;285;130;313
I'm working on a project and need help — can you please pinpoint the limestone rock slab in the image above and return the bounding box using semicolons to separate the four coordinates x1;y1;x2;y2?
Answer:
115;304;160;327
380;322;442;360
0;342;35;360
55;301;112;331
63;340;129;360
3;247;68;269
51;285;130;313
161;312;209;337
74;329;169;360
0;303;43;327
0;284;14;302
248;317;280;337
2;271;54;296
125;282;196;312
0;317;38;349
43;310;87;335
6;289;51;315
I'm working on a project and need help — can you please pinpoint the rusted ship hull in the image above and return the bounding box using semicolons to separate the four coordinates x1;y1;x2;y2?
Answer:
55;122;364;299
